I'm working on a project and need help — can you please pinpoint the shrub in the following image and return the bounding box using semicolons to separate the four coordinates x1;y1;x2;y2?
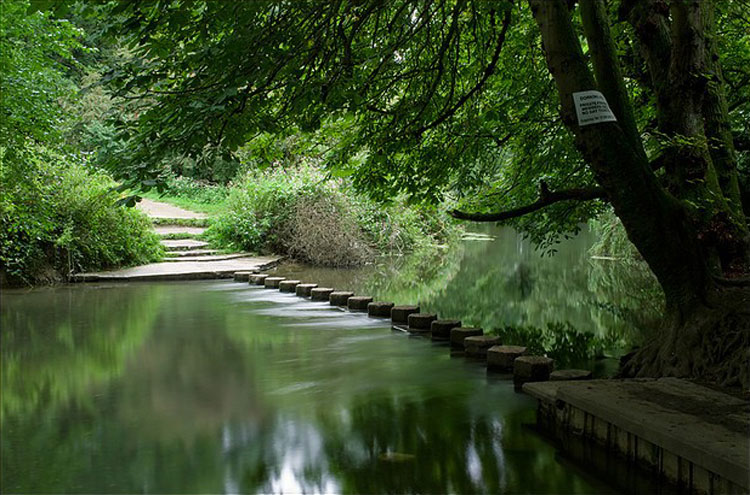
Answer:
207;165;458;266
0;146;163;285
160;175;230;205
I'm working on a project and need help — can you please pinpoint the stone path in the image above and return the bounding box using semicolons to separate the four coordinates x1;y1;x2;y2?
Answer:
72;199;281;282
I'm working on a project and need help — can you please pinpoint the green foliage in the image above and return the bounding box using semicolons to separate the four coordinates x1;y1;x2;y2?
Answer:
158;175;230;204
207;165;457;265
588;210;665;325
0;1;163;285
0;147;163;285
0;0;82;160
492;322;622;368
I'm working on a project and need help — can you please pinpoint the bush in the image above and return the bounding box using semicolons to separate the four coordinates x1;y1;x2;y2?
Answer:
159;175;231;205
207;165;458;266
0;146;163;285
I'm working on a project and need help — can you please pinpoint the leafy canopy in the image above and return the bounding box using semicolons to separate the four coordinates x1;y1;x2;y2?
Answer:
94;1;748;245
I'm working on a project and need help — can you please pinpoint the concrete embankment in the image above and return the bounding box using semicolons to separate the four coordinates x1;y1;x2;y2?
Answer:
524;379;749;494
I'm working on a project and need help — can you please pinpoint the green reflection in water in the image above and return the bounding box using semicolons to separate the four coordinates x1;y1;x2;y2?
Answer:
276;226;661;369
1;280;627;494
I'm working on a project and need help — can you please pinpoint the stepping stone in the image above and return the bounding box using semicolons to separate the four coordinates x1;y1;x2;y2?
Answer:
250;274;269;285
161;239;209;251
279;280;301;292
295;283;318;297
407;313;437;333
431;319;461;341
233;271;253;282
450;327;484;348
311;287;335;301
330;291;354;306
550;369;592;381
487;345;527;371
264;276;286;288
348;296;373;311
464;335;501;357
368;301;394;317
391;305;420;325
513;355;554;384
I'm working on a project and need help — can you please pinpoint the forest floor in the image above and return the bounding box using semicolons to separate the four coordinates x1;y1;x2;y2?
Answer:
72;199;281;281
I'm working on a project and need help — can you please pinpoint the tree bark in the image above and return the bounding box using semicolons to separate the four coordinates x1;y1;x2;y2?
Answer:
579;0;645;160
701;3;746;223
527;0;712;316
623;0;749;272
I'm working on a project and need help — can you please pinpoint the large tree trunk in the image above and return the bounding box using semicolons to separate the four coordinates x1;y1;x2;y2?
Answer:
527;0;750;389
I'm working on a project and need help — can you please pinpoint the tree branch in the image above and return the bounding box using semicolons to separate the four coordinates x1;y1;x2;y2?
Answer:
450;185;606;222
411;5;512;136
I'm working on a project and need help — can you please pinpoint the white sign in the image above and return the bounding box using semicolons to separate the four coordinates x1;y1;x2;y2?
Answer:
573;90;617;126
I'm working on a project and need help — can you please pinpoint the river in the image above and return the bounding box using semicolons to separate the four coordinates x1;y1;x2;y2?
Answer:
1;226;663;493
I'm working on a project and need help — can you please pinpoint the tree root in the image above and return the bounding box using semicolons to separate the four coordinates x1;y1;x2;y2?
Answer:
618;287;750;390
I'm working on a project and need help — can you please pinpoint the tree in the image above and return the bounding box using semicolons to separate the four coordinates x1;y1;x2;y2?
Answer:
93;0;748;386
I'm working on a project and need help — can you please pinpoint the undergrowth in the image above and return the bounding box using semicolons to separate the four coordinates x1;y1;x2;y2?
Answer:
0;147;163;285
207;165;459;266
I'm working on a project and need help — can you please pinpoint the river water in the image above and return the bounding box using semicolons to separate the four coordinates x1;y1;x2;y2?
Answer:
1;226;662;493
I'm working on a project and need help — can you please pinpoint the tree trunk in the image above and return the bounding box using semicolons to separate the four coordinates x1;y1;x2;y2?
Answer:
527;0;750;389
528;0;711;315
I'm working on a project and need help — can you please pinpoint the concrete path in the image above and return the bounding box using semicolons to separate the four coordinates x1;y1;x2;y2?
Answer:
74;256;281;281
524;378;749;492
73;198;281;282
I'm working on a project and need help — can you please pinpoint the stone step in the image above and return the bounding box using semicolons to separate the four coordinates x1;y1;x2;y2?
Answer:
163;253;251;262
151;217;210;227
523;378;750;493
160;239;209;251
155;225;207;236
165;249;220;257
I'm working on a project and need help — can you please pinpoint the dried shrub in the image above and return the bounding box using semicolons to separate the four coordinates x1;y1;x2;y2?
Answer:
281;194;374;267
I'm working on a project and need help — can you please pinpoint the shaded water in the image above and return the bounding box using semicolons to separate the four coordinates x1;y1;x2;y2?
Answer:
1;227;660;493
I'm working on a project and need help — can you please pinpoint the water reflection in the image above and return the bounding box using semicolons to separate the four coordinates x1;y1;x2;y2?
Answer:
276;225;662;366
1;279;620;493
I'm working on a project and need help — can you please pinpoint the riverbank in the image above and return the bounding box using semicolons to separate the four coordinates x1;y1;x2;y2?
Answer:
72;199;283;282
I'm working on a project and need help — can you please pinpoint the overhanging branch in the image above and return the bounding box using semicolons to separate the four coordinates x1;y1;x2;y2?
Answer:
450;185;606;222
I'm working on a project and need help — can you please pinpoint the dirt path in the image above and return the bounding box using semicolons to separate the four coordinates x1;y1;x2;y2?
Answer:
136;198;208;219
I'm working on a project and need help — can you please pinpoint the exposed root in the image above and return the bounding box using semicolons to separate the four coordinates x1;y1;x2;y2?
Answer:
619;287;750;390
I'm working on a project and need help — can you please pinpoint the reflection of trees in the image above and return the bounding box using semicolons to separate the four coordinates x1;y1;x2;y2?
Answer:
308;391;604;494
390;226;660;359
1;285;163;418
278;224;658;361
1;285;163;493
275;242;465;305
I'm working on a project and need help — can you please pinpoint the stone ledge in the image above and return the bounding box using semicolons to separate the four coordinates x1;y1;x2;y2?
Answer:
524;378;750;491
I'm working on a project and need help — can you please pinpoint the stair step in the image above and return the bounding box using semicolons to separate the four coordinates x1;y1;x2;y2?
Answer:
162;253;252;262
151;217;210;227
165;249;220;257
161;239;209;251
155;225;207;235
